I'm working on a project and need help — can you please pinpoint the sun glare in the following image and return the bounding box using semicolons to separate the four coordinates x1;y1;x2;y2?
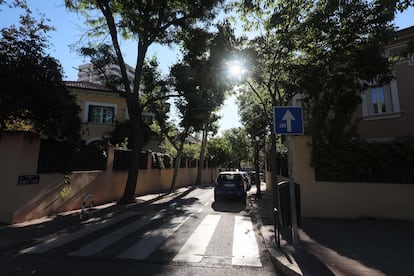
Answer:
227;61;246;80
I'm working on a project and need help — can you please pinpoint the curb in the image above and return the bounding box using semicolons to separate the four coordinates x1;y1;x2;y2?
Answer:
249;195;303;276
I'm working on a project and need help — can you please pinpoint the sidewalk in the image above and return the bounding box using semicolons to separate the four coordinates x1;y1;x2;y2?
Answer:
0;187;192;253
252;183;414;276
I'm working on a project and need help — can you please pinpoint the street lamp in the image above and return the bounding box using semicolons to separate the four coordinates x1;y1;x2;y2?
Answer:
255;136;262;199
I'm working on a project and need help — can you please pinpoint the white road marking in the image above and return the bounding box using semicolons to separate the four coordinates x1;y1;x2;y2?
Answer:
232;216;262;267
68;213;162;256
20;211;140;254
173;214;221;263
118;215;189;260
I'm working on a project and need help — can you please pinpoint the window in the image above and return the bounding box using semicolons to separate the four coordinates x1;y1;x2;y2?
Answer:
361;80;400;119
124;109;154;125
371;86;388;114
85;102;117;124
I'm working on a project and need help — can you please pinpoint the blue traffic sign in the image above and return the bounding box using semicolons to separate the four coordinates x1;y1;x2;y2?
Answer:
274;106;304;135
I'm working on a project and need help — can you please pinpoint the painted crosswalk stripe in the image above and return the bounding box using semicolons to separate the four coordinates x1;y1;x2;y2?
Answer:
232;216;262;267
68;213;162;256
20;211;139;254
118;215;189;260
173;214;221;263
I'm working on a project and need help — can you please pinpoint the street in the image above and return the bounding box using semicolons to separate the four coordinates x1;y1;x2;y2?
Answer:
0;186;278;276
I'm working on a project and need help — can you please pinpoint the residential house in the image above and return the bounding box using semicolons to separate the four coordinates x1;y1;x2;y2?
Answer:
65;62;159;147
65;81;128;145
65;81;155;147
292;26;414;141
358;26;414;141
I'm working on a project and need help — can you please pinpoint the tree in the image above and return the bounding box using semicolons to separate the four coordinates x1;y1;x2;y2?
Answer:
164;25;232;191
206;137;232;168
233;0;308;206
397;0;414;10
222;128;251;169
65;0;225;203
238;85;270;198
238;85;268;139
294;1;398;164
0;0;81;143
234;0;406;204
108;58;167;150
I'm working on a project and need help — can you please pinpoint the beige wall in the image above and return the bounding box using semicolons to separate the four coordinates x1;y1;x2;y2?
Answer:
0;132;217;224
265;136;414;221
291;136;414;221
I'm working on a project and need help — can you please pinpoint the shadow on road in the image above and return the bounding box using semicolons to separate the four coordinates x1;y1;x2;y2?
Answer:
211;199;247;213
297;218;414;275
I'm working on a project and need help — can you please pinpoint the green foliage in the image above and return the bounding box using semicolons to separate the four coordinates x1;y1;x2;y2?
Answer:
0;1;81;144
183;143;201;160
170;24;234;134
233;1;406;184
207;137;232;167
222;127;251;169
108;120;159;149
314;136;414;183
65;0;226;199
114;137;129;150
233;0;309;107
238;85;269;138
152;152;172;169
295;0;396;145
397;0;414;11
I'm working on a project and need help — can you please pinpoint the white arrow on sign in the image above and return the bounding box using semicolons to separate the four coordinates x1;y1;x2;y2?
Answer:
282;110;295;132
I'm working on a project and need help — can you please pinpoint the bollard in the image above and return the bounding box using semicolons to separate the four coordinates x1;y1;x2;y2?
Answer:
273;208;281;248
80;194;95;220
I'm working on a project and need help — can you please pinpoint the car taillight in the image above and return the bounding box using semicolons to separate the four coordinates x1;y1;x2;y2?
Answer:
239;180;244;187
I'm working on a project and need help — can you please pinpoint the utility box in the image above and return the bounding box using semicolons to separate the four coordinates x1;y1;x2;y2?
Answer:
277;180;301;227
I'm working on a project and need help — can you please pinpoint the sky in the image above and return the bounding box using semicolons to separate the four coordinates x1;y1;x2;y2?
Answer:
1;1;413;135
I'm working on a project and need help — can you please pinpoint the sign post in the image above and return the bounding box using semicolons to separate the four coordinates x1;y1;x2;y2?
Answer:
274;106;303;246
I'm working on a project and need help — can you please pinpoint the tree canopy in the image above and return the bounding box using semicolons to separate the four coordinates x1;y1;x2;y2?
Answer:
234;0;404;143
65;0;225;203
295;0;397;144
163;23;236;190
0;1;81;143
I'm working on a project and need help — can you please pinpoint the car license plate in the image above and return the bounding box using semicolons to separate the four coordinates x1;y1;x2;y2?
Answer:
224;183;234;188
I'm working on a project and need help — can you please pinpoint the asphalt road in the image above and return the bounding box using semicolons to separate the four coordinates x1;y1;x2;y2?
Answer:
0;187;279;276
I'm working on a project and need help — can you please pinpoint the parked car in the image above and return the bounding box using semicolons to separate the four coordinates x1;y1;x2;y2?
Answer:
214;171;247;202
240;171;252;191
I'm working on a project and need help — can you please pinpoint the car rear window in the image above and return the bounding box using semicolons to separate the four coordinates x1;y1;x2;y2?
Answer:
217;174;241;182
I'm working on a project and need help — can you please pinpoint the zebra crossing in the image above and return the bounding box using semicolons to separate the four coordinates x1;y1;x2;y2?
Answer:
18;208;263;268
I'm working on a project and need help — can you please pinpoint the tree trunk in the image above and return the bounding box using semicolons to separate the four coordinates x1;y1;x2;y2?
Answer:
195;128;208;185
118;119;143;204
255;139;262;199
270;131;279;211
170;137;185;193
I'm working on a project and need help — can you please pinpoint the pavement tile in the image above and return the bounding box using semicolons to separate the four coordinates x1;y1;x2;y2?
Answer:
251;183;414;276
